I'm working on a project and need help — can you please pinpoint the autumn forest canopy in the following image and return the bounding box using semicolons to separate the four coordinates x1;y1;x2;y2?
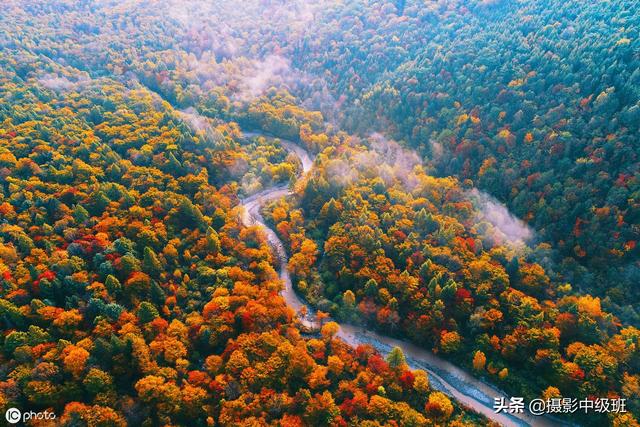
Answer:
0;0;638;426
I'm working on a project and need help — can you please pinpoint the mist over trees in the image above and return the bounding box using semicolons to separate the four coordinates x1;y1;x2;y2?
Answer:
0;0;638;426
289;0;640;322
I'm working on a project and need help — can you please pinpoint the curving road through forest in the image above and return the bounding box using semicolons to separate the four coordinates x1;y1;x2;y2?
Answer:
239;131;572;427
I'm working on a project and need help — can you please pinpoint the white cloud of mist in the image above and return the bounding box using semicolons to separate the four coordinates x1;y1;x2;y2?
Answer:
234;55;294;101
160;0;336;103
178;107;224;145
326;158;358;188
165;0;323;59
366;133;421;189
37;73;90;92
478;0;504;7
466;188;533;248
429;139;444;159
299;77;341;123
166;1;242;60
325;133;422;190
370;133;421;172
317;132;533;253
264;1;319;36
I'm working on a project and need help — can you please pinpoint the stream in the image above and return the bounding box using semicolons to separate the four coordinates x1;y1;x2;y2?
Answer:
239;131;571;427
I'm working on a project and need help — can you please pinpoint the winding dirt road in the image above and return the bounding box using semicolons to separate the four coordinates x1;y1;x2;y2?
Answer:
239;131;572;427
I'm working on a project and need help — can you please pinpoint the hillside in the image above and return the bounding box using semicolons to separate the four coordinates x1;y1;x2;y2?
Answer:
0;1;638;426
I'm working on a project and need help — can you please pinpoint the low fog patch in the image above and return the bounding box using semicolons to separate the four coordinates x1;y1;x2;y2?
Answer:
466;188;533;249
37;73;90;92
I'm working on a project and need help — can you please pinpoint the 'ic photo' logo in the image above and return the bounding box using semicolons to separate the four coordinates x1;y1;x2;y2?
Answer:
5;407;21;424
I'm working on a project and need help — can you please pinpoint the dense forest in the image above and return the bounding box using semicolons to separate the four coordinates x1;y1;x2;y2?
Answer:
291;0;640;324
0;33;480;427
267;126;639;426
0;0;638;426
